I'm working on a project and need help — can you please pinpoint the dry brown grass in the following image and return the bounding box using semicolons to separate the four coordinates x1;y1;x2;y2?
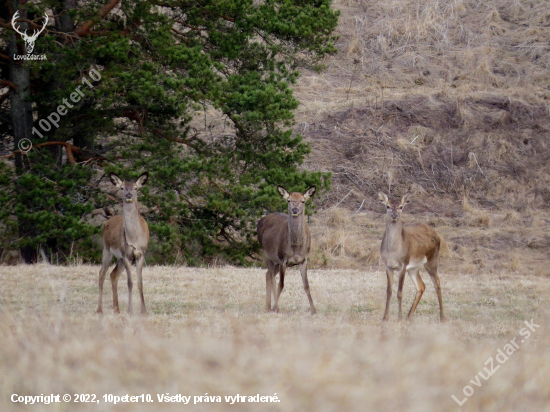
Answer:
290;0;550;272
0;264;549;411
174;1;550;277
294;0;550;118
4;4;550;407
308;205;550;276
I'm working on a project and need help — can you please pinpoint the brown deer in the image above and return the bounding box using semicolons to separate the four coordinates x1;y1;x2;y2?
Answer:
97;172;150;314
378;192;445;322
257;186;317;315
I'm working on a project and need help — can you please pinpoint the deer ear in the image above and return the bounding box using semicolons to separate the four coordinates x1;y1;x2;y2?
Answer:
378;192;389;204
277;185;290;199
110;173;123;188
136;172;149;188
401;193;412;206
303;186;316;200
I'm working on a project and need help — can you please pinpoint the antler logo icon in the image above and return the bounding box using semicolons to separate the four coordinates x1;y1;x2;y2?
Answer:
11;11;48;54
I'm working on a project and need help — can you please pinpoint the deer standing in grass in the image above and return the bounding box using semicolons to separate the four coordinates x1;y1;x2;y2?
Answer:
97;172;150;314
257;186;317;315
378;192;445;322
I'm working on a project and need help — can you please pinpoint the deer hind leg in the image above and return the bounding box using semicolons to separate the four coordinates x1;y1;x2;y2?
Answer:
407;268;425;320
97;248;113;314
265;260;277;312
122;257;134;314
299;261;316;315
382;268;393;321
273;264;285;313
397;268;407;321
110;259;124;313
425;257;445;322
136;255;147;315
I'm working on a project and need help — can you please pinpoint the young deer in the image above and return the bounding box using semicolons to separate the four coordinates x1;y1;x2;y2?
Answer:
378;192;445;322
257;186;317;315
97;172;150;314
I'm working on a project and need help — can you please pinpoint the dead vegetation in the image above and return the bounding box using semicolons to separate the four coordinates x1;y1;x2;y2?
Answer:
1;2;550;410
173;0;550;274
308;203;550;276
0;264;549;411
294;0;550;273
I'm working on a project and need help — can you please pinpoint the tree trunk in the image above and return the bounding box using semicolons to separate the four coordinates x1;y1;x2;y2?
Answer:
9;1;33;170
56;0;76;32
9;1;36;263
55;0;95;152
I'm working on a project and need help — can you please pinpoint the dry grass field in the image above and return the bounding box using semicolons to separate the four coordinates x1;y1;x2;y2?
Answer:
0;263;549;411
2;0;550;410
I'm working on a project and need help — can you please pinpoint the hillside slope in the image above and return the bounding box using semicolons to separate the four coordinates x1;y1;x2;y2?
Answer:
295;0;550;274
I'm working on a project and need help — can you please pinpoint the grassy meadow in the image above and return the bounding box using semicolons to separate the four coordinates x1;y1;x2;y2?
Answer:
0;263;549;411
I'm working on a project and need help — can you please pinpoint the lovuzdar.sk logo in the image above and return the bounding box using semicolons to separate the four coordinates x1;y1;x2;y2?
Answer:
12;11;48;61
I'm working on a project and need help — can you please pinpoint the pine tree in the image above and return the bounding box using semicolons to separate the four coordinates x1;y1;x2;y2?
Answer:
0;0;339;264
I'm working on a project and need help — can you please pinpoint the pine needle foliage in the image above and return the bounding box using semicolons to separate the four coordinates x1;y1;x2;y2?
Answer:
0;0;339;264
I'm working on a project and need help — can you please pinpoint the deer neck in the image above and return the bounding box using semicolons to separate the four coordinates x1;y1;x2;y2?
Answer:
383;218;404;254
288;214;307;247
123;199;145;247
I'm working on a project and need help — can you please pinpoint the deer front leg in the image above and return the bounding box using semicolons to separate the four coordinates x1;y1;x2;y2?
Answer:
271;265;277;304
383;268;393;321
397;267;406;321
136;255;147;315
265;261;277;312
97;249;113;314
122;257;133;314
299;261;316;315
110;260;124;313
266;269;272;311
273;264;285;313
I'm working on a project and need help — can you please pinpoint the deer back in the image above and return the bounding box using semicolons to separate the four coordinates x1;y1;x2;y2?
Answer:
402;223;440;261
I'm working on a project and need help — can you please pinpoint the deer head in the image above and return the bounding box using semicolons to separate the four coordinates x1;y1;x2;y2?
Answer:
110;172;149;204
12;11;49;54
378;192;412;222
277;185;316;217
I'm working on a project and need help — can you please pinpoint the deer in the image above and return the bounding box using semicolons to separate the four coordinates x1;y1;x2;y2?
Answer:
378;192;445;322
257;185;317;315
97;172;150;315
12;11;49;54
